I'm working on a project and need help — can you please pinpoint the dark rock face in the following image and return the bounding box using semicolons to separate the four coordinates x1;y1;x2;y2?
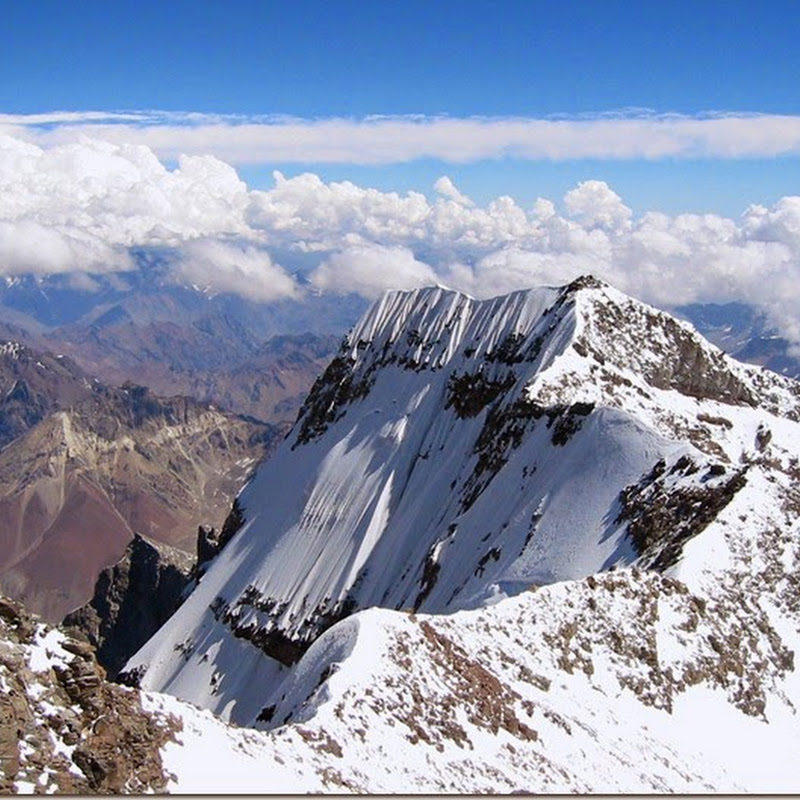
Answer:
63;534;193;679
677;301;800;380
586;296;758;407
206;581;357;668
616;456;748;570
196;523;221;569
195;497;248;576
0;593;180;793
293;352;372;446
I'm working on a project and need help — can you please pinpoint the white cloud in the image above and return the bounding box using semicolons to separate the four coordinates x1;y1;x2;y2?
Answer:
0;219;132;275
311;244;438;299
247;171;534;255
0;129;799;348
564;180;632;231
247;171;431;252
0;132;261;281
5;110;800;165
174;239;297;302
434;176;474;207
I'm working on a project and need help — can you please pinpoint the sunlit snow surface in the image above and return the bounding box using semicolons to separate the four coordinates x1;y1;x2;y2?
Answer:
124;278;800;792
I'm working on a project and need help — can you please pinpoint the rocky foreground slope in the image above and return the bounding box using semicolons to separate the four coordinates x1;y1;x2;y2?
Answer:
6;276;800;793
0;594;181;794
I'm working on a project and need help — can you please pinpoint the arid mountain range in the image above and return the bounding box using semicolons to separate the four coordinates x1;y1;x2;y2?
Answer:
0;265;355;423
0;341;276;621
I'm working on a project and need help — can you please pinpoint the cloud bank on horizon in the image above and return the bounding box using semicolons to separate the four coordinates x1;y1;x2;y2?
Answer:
4;110;800;164
1;128;800;348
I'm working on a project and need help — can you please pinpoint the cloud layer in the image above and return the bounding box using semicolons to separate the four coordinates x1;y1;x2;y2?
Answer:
1;131;800;349
4;110;800;165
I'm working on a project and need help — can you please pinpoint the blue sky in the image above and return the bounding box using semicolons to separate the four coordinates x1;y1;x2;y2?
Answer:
2;0;799;214
5;0;799;116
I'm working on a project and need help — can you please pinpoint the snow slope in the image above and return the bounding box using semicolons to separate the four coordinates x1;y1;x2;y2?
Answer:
142;421;800;793
9;476;800;795
124;277;800;731
104;276;800;792
147;483;800;794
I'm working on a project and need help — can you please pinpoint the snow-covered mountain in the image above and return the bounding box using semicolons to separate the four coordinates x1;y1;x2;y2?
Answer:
58;274;798;792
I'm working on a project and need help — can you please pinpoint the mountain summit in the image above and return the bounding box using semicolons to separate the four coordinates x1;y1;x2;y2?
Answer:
123;276;800;747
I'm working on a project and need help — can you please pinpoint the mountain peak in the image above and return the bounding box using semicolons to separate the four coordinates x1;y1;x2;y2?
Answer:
0;340;25;360
293;276;799;453
124;277;800;731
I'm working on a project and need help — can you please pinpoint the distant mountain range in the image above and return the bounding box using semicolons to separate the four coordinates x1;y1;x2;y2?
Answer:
0;261;361;424
0;340;276;621
1;265;798;429
677;301;800;380
0;262;356;624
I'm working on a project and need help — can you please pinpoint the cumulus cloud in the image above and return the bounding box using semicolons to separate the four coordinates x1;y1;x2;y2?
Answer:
434;176;474;207
1;130;800;348
0;132;267;290
252;172;800;347
564;180;632;231
174;239;297;302
0;219;132;275
5;110;800;165
0;133;253;245
311;244;438;299
247;171;533;255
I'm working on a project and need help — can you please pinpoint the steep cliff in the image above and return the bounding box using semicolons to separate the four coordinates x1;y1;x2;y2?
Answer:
63;534;194;679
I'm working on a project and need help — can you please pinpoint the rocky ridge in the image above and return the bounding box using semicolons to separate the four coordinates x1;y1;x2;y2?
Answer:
0;342;94;450
63;534;194;680
0;594;181;794
0;266;354;425
678;301;800;380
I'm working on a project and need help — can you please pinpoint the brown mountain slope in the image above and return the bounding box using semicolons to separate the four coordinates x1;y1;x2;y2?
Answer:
0;383;276;621
0;342;95;449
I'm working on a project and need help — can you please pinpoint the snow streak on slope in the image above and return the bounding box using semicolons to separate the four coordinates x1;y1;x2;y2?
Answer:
125;276;800;739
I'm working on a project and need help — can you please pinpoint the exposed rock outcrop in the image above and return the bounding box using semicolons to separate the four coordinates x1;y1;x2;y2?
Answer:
195;497;247;577
0;594;180;793
63;534;193;679
0;342;94;449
